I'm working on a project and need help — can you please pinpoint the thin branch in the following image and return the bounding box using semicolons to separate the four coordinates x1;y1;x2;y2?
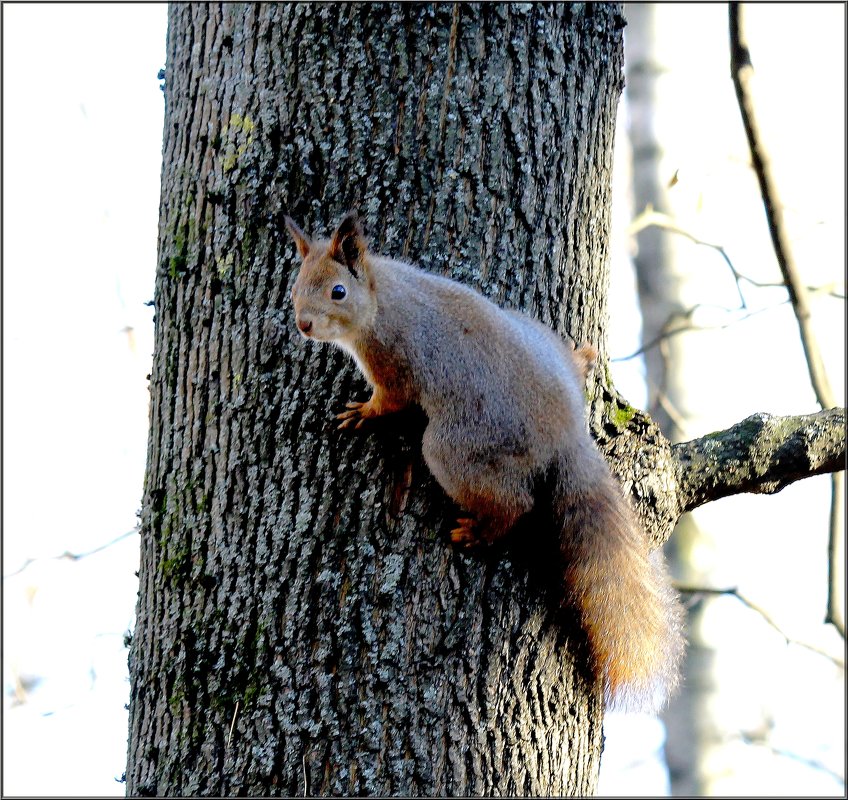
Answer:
613;297;790;362
629;207;845;300
628;206;748;309
827;471;845;637
615;304;696;362
673;408;846;514
654;389;688;441
738;275;845;300
729;3;835;410
732;732;845;786
2;528;138;580
676;584;845;669
730;3;843;642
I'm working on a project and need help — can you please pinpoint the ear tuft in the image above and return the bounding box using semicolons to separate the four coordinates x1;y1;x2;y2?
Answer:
284;216;311;259
329;212;366;275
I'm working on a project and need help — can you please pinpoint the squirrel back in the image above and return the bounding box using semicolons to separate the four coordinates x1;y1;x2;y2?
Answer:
287;211;684;711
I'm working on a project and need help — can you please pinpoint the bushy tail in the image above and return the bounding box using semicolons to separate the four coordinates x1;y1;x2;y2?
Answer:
555;459;685;712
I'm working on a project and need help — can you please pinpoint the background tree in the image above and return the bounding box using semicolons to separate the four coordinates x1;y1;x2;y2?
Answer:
617;4;845;793
126;4;844;796
622;5;717;792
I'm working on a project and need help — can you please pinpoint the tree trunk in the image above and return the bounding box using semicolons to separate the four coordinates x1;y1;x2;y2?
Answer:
126;4;628;795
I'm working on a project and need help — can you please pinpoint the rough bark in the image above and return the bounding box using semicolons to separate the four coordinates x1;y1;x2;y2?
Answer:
127;4;626;796
675;408;846;513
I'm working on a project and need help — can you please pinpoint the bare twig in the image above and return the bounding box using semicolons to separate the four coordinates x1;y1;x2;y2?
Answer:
729;3;835;410
676;584;845;669
654;389;688;439
628;206;748;309
628;207;845;301
3;528;139;580
730;3;843;642
737;275;844;299
613;297;790;362
732;731;845;785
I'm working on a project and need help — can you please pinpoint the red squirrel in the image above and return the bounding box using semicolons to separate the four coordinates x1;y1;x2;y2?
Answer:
286;211;684;711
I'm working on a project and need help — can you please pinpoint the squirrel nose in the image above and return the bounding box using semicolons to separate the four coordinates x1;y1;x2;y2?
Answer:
297;318;313;334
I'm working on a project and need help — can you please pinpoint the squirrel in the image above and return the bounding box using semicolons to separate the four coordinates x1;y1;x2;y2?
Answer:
285;211;684;711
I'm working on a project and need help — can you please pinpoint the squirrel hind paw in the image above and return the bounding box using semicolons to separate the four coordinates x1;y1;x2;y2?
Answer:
570;342;598;381
450;517;482;548
574;342;597;364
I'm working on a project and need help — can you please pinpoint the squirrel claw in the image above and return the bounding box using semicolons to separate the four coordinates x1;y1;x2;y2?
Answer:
336;401;371;430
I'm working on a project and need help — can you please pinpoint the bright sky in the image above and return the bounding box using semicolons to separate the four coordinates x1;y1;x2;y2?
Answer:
2;3;844;797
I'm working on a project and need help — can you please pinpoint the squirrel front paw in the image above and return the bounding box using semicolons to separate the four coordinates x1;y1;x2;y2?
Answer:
336;400;379;430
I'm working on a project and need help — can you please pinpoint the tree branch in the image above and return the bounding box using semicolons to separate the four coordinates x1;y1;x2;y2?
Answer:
613;297;790;362
2;528;138;580
675;584;845;669
730;3;844;638
729;3;835;409
732;732;846;785
673;408;846;514
628;206;748;309
628;207;845;301
827;471;845;637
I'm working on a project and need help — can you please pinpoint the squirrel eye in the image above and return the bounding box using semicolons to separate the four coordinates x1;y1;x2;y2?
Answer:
331;284;347;301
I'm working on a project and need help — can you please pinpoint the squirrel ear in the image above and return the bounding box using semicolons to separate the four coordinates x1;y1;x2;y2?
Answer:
284;216;311;259
329;211;366;276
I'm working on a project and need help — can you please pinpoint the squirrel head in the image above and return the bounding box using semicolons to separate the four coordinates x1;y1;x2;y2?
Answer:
285;212;377;344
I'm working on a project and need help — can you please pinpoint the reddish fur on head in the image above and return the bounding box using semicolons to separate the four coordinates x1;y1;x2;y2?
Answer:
285;212;377;345
328;212;366;274
284;216;311;259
